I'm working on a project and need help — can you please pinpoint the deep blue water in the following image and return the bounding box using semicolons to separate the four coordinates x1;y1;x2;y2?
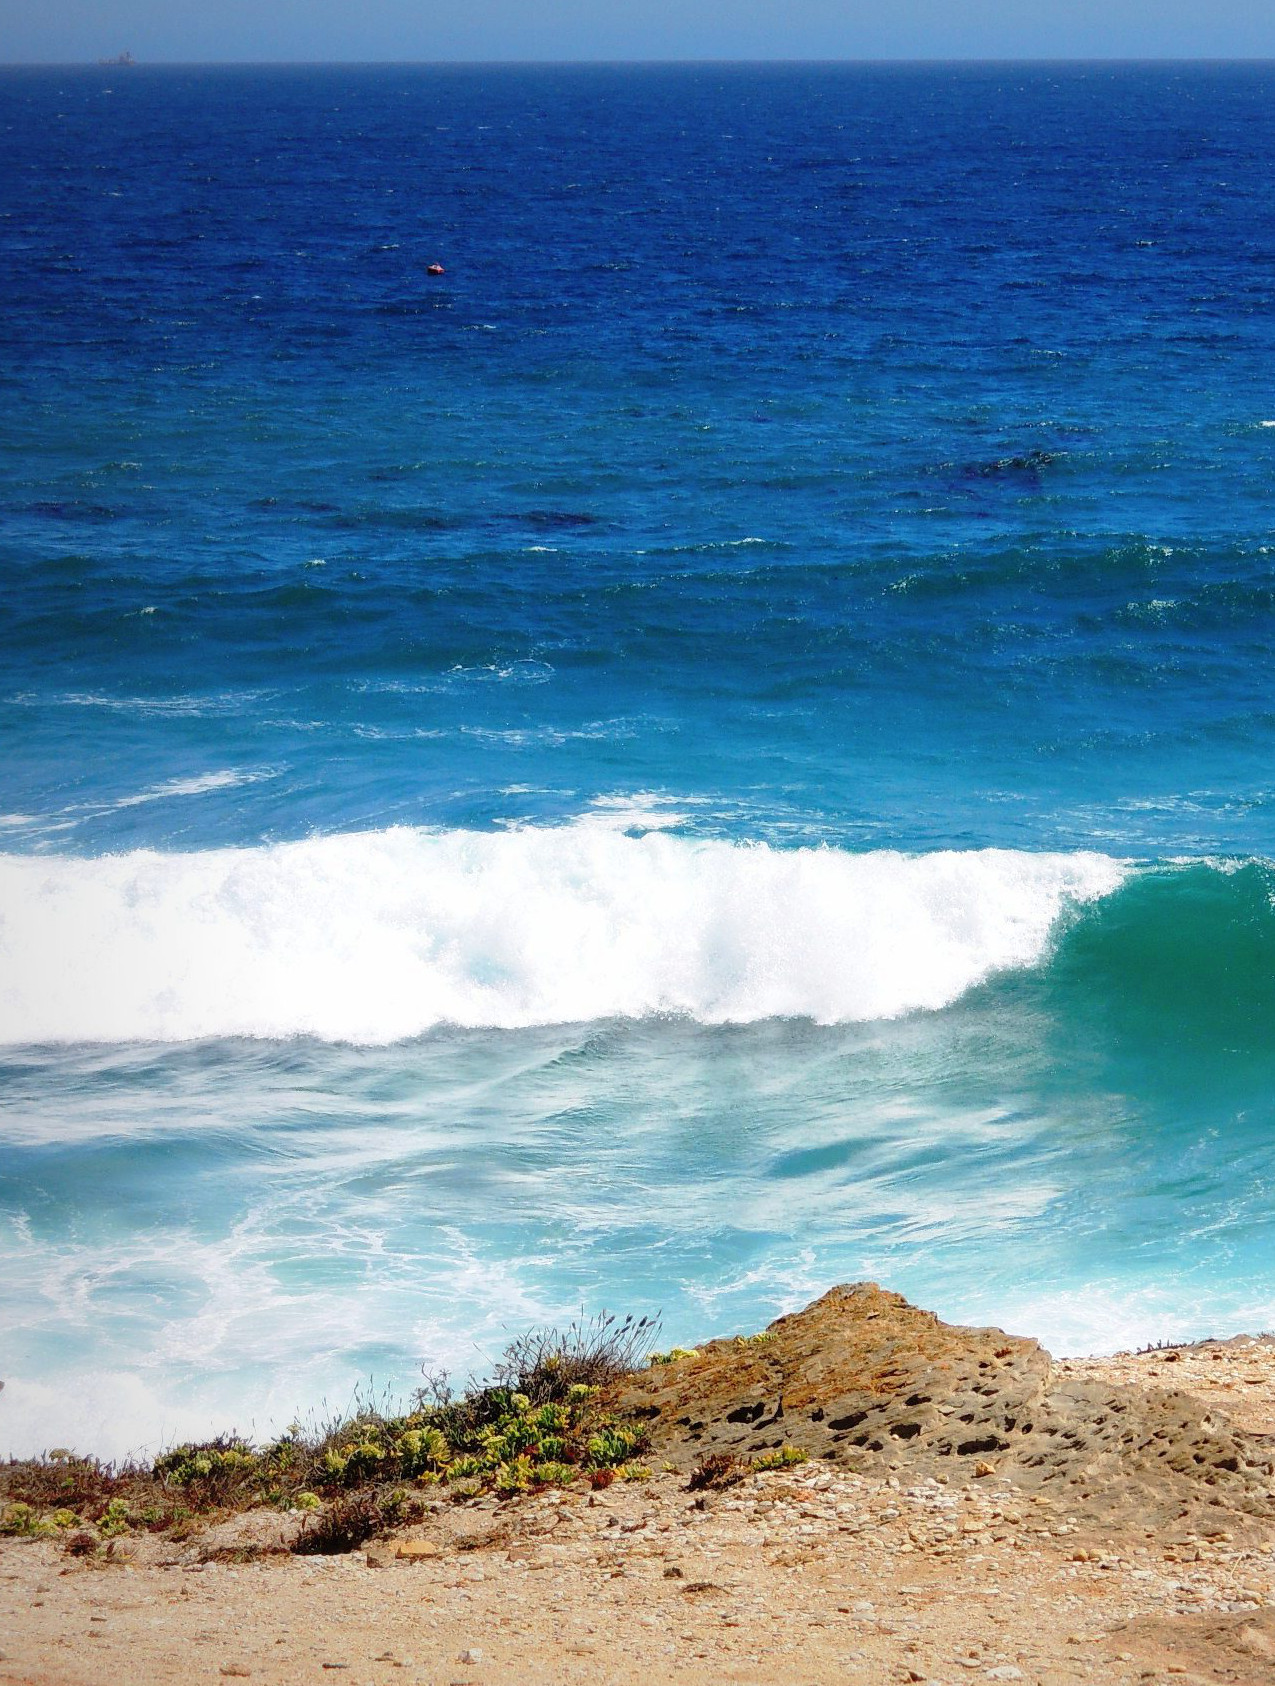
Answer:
4;63;1275;1455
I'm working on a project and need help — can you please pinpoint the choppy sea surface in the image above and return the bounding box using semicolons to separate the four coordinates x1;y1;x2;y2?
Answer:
4;62;1275;1457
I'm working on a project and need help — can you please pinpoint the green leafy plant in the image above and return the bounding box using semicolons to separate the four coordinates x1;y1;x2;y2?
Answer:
98;1497;131;1537
586;1425;644;1469
529;1461;575;1487
752;1446;809;1471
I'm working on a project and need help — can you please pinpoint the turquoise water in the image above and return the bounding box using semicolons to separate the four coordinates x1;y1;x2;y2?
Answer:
3;63;1275;1455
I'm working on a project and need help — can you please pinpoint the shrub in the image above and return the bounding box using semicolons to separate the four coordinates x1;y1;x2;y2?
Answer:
495;1456;535;1496
490;1413;538;1457
687;1453;747;1491
586;1425;645;1469
529;1461;575;1488
398;1426;450;1475
489;1311;661;1406
98;1498;131;1537
378;1488;411;1526
343;1442;385;1480
446;1455;487;1481
151;1439;260;1507
293;1493;383;1556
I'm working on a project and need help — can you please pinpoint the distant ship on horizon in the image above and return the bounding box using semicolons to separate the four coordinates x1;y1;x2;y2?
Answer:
97;50;135;67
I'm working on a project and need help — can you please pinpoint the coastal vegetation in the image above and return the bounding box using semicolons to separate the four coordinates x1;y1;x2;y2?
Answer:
0;1312;668;1554
0;1308;842;1557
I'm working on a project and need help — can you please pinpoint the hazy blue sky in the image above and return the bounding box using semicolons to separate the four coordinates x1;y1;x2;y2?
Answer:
4;0;1275;63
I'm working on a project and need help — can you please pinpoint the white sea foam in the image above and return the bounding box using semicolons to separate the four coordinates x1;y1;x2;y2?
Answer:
573;793;695;831
0;830;1126;1045
109;769;272;810
951;1280;1275;1360
0;1215;567;1459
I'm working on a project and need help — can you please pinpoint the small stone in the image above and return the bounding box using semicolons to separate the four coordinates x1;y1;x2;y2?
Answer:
220;1671;251;1680
458;1649;483;1666
985;1670;1024;1682
396;1539;443;1560
663;1565;684;1579
974;1461;995;1478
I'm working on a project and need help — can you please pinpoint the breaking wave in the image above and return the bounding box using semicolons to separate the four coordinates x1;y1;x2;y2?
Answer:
0;829;1127;1044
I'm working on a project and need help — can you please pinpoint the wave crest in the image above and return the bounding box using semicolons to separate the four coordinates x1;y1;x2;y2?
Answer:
0;831;1126;1044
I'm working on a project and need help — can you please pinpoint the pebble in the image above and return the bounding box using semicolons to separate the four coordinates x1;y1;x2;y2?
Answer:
458;1648;483;1665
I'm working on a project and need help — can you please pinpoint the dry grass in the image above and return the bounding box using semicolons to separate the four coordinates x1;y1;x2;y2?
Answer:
491;1312;662;1404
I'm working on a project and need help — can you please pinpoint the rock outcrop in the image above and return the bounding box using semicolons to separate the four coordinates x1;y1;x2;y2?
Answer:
614;1283;1275;1538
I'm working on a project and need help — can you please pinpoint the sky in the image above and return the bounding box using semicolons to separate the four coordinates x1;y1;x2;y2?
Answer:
4;0;1275;64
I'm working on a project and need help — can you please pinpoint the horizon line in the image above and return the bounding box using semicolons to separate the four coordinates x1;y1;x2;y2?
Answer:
7;55;1275;69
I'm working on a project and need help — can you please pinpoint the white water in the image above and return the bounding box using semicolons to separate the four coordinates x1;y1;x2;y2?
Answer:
0;828;1126;1044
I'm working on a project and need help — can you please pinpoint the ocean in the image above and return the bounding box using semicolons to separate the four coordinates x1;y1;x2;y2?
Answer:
4;60;1275;1459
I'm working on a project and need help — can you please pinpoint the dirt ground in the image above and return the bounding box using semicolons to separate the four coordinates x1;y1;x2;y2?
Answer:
4;1303;1275;1686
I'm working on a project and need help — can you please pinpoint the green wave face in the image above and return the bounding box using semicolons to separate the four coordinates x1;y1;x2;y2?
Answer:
956;858;1275;1303
1043;860;1275;1076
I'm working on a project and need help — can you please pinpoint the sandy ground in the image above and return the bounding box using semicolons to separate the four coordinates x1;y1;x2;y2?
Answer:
4;1328;1275;1686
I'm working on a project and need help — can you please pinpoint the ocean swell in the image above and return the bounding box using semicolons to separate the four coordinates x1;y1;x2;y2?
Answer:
0;830;1126;1045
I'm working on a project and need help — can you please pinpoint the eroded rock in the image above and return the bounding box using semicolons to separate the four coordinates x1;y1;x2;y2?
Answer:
613;1283;1275;1537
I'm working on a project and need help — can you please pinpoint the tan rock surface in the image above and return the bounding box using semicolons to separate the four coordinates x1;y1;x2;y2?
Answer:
1060;1336;1275;1440
617;1285;1275;1539
4;1284;1275;1686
